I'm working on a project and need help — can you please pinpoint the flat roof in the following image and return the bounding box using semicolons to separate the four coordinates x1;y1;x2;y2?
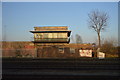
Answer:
30;30;71;33
34;26;69;31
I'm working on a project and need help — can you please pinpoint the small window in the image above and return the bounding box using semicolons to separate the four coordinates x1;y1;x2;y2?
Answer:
59;48;64;53
70;48;75;53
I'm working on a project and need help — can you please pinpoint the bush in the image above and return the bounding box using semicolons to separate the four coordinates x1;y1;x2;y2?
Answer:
15;50;22;57
100;40;118;57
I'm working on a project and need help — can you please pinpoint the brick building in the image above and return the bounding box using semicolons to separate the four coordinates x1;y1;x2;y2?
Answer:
30;26;93;58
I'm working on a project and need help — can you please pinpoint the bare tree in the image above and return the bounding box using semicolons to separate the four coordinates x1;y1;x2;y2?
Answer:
70;35;75;43
75;34;82;44
88;10;109;48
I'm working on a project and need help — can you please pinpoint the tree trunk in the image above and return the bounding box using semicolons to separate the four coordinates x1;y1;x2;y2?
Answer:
98;33;101;48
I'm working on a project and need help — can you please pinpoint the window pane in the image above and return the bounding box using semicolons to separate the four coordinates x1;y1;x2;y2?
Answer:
52;33;57;38
39;33;43;38
61;33;67;38
48;33;52;38
44;33;48;38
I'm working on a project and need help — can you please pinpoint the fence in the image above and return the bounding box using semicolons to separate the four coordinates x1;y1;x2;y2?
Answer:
2;49;36;58
2;48;94;58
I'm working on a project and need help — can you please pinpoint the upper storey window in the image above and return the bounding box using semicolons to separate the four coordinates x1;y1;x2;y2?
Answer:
34;33;67;38
52;33;57;38
48;33;52;38
44;33;48;38
36;34;39;38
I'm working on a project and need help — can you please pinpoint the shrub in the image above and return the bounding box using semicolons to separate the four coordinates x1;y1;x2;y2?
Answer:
100;40;118;57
